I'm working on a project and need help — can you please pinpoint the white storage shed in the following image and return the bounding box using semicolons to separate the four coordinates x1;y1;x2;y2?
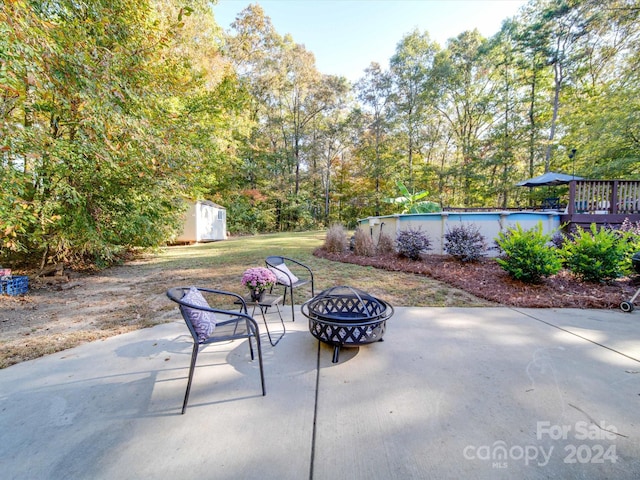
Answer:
176;200;227;243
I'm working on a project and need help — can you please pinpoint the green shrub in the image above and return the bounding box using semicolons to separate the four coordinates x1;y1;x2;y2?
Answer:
225;193;275;234
444;223;487;262
618;219;640;274
353;227;376;257
561;224;627;283
324;223;349;253
396;227;431;260
495;222;562;283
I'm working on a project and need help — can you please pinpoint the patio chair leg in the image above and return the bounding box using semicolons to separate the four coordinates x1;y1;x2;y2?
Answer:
244;319;256;360
288;286;295;322
255;333;266;396
182;343;200;414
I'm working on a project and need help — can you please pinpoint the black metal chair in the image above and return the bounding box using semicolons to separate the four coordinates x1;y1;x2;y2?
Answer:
265;256;315;322
166;287;265;414
541;197;560;210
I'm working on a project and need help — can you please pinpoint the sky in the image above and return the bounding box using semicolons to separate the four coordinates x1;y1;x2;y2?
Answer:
212;0;529;82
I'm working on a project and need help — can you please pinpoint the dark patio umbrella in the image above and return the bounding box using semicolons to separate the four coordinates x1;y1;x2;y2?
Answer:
516;171;583;187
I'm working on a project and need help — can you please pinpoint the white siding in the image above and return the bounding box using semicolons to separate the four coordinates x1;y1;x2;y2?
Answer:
176;201;227;242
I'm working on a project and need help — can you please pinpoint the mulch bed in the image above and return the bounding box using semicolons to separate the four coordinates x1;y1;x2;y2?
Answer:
314;249;639;309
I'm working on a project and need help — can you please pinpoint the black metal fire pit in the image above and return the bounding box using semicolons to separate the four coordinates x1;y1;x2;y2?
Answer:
302;286;394;363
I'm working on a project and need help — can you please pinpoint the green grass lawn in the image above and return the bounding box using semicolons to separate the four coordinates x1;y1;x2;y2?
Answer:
149;231;490;307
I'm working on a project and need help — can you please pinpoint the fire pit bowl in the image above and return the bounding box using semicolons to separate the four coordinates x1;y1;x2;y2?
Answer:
302;286;394;363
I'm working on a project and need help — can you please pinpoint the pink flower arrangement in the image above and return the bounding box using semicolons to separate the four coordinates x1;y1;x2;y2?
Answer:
241;267;277;293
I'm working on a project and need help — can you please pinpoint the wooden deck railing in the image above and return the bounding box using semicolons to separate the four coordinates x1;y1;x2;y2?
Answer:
441;180;640;232
568;180;640;215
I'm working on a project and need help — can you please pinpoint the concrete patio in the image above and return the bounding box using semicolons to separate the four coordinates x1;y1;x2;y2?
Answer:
1;306;639;479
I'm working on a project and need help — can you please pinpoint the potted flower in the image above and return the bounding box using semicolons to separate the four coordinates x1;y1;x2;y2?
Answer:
241;267;277;302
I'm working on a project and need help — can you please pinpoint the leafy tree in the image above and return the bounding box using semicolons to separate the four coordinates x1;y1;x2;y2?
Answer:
389;29;438;190
508;13;553;181
225;4;349;230
430;30;497;206
1;0;235;267
353;62;394;216
307;99;353;225
5;0;640;265
535;0;591;171
558;0;640;178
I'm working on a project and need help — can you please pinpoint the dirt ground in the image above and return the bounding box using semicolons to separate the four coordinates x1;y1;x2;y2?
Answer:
1;250;638;368
0;256;179;368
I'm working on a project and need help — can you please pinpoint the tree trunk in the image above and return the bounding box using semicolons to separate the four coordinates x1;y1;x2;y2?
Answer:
545;61;563;172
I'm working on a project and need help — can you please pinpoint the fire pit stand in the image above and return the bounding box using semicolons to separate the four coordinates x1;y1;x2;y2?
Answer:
301;286;394;363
